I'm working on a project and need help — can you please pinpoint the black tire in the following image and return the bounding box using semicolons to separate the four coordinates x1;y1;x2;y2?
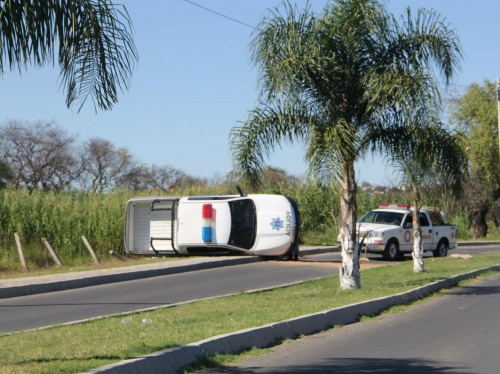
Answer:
433;240;448;257
383;239;400;261
285;196;301;261
286;243;299;261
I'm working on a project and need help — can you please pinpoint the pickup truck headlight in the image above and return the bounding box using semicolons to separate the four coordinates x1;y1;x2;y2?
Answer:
370;231;384;238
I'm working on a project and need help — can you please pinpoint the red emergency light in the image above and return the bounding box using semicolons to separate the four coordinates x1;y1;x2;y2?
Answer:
202;204;213;243
379;203;410;210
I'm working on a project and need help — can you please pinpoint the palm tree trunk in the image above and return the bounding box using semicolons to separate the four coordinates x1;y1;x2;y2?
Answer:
411;213;425;272
339;161;360;289
411;188;425;273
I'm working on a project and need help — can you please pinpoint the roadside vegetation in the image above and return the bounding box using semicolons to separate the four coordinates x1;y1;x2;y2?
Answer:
0;252;498;373
0;182;499;276
0;179;499;276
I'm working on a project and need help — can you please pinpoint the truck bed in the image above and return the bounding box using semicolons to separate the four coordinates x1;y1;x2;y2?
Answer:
124;197;179;254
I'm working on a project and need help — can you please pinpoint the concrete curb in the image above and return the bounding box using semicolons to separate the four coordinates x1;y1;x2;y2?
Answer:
83;264;500;374
458;241;500;247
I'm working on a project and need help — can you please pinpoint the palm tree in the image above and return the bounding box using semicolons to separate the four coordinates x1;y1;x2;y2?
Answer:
230;0;462;289
389;115;467;272
0;0;137;112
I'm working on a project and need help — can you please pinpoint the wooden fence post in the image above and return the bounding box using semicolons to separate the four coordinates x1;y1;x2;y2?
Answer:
81;236;100;264
14;233;27;269
41;237;62;266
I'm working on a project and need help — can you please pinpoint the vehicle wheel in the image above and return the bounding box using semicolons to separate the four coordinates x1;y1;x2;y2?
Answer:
286;196;301;262
433;240;448;257
383;239;400;261
287;243;299;261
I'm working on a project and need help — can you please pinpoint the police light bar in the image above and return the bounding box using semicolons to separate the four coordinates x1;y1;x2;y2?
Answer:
379;203;410;210
202;204;213;243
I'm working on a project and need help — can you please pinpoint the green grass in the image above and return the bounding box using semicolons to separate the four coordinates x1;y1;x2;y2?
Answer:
302;228;338;246
0;253;499;373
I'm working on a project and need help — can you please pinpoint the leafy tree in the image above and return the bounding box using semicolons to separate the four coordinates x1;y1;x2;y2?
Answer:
0;0;137;111
116;163;153;192
0;121;83;191
147;164;194;191
449;79;500;237
116;163;196;192
80;138;134;192
230;0;462;288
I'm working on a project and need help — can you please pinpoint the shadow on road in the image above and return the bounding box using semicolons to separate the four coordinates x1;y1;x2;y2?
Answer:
446;285;500;296
204;358;472;373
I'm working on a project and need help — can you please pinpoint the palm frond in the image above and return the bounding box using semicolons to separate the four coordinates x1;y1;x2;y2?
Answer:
230;98;314;188
0;0;138;111
306;118;357;185
391;7;463;84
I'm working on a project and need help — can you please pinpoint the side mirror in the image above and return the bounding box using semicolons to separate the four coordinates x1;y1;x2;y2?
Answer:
405;222;413;229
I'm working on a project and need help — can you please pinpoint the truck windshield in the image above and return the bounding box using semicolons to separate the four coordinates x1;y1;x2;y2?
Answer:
228;199;257;249
359;211;404;226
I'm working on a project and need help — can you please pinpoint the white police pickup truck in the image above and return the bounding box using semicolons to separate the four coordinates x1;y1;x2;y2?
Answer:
123;188;300;260
354;204;457;260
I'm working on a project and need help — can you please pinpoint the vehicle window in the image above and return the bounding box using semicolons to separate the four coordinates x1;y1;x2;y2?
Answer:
419;212;430;227
403;214;413;228
359;211;377;223
359;211;404;226
228;199;256;249
377;212;391;224
429;211;445;225
384;212;404;225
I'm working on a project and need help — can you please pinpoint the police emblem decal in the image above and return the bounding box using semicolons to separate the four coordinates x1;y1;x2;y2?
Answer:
270;217;284;231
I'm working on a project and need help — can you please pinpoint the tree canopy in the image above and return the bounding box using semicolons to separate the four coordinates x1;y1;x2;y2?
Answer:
0;0;138;111
231;0;463;289
450;79;500;237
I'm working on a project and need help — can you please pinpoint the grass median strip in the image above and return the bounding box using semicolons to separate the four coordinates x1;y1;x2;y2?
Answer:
1;253;500;374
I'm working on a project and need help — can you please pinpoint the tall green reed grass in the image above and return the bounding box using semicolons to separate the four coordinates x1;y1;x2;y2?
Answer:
0;188;133;265
0;183;493;270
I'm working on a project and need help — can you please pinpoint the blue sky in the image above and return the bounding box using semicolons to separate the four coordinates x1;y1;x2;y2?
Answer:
0;0;497;186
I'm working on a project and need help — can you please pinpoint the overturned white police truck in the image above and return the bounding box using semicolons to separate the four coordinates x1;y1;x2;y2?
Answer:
123;188;300;260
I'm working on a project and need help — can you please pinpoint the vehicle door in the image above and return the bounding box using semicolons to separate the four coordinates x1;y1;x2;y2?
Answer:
400;214;413;252
419;212;434;250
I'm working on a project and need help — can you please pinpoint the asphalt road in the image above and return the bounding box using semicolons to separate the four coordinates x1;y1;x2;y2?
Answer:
211;272;500;374
0;244;496;334
0;255;338;333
